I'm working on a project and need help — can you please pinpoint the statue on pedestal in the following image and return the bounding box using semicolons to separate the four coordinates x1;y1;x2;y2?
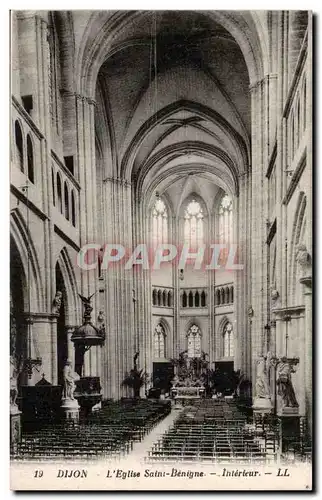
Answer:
255;355;271;399
62;360;80;401
276;357;299;408
52;291;63;314
253;353;273;412
296;243;311;271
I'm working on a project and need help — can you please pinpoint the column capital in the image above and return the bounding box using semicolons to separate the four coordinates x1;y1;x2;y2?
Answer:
75;93;97;107
103;176;132;188
300;275;312;291
249;73;278;93
23;312;59;322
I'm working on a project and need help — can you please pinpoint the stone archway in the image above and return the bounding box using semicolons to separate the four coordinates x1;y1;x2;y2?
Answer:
10;236;27;387
55;262;68;386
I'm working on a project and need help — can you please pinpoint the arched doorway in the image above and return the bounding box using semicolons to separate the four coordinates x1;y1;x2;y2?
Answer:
10;236;26;382
55;263;68;385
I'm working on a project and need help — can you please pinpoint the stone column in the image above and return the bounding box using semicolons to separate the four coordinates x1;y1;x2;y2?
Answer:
304;283;312;437
133;193;151;395
102;177;134;399
65;326;76;370
303;12;313;440
76;95;100;379
208;211;215;365
249;80;267;391
173;215;180;359
235;173;249;374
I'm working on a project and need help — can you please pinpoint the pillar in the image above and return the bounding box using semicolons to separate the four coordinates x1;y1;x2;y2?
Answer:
102;177;134;399
249;79;268;391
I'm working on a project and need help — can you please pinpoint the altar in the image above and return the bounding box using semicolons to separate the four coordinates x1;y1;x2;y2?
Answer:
170;350;207;406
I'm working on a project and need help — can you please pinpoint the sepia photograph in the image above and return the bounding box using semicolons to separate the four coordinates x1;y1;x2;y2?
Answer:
9;9;313;491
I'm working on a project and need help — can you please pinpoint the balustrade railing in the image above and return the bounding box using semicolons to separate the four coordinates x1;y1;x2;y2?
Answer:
214;284;234;306
51;152;80;228
152;287;174;308
180;288;207;308
285;29;308;172
11;97;42;187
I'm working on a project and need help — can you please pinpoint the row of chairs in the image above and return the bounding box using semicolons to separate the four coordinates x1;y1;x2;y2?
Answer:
148;401;267;463
12;400;171;461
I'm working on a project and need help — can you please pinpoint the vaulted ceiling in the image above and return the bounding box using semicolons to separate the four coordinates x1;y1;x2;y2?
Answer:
94;11;252;199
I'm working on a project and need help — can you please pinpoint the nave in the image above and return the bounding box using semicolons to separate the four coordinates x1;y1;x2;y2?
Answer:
11;399;311;465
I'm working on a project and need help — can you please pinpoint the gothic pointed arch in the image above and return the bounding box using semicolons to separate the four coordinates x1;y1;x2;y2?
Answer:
10;208;43;312
186;322;202;358
289;191;307;305
123;100;249;182
153;317;170;359
76;11;268;98
56;247;80;326
218;316;234;358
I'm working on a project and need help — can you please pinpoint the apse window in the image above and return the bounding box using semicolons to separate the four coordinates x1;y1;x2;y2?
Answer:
187;324;202;358
152;197;168;247
154;324;166;358
218;194;233;244
223;322;234;358
184;199;204;248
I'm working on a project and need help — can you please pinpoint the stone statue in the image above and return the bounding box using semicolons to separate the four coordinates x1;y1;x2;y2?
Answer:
296;244;311;272
276;357;299;408
97;310;105;331
62;360;80;401
78;293;96;319
133;352;139;371
52;291;63;314
255;355;271;399
10;355;23;408
270;288;279;302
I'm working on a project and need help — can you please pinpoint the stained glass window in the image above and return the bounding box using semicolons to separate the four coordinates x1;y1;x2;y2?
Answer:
152;197;168;247
184;199;204;248
223;322;234;357
187;324;202;358
218;194;233;244
154;324;166;358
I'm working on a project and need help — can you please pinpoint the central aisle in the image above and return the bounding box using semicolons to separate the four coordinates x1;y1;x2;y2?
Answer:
122;406;181;462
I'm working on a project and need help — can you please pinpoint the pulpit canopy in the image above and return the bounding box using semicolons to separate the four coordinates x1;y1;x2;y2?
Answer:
71;322;105;347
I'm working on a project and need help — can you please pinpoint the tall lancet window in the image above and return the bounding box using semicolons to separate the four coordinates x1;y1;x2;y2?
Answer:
218;194;233;244
184;199;204;248
152;197;168;247
187;324;202;358
154;324;166;358
223;322;234;357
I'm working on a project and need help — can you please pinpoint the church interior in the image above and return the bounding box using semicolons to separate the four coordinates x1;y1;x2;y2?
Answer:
10;10;312;464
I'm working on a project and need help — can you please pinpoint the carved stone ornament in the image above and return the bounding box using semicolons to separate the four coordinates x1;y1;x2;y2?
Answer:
276;357;299;409
62;359;80;401
296;243;311;271
52;291;63;314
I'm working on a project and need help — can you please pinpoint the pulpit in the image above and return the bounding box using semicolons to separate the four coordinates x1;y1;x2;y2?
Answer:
68;294;105;417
